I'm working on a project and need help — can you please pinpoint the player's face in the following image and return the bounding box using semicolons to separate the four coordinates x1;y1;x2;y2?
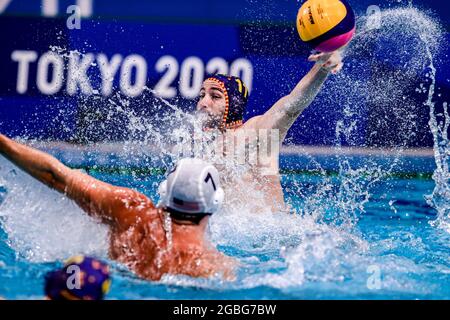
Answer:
196;80;226;128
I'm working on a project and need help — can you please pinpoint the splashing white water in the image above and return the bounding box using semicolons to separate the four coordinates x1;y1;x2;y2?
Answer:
301;7;447;230
353;6;449;232
0;158;109;262
0;6;447;294
421;47;450;231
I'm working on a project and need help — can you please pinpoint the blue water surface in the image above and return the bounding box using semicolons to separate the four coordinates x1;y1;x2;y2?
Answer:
0;156;449;300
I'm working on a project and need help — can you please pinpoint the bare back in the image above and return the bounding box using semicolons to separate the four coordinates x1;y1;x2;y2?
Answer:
108;206;234;281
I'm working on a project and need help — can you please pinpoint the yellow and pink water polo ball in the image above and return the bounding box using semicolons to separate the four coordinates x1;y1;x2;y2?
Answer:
297;0;356;52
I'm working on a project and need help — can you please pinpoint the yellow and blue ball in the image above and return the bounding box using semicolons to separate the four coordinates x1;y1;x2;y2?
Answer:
297;0;356;52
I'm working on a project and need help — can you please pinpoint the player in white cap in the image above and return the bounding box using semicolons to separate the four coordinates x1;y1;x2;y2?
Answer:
0;134;235;280
158;158;224;223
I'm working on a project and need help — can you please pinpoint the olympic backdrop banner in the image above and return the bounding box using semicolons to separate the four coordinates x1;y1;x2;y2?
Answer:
0;0;448;147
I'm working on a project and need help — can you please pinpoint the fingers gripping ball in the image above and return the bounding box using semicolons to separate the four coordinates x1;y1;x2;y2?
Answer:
297;0;355;52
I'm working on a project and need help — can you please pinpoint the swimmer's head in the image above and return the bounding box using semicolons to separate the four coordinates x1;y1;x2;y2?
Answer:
44;255;111;300
196;74;249;130
158;158;224;224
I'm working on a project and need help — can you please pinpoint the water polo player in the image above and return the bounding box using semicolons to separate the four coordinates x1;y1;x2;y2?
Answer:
0;136;235;281
196;51;343;212
45;255;111;300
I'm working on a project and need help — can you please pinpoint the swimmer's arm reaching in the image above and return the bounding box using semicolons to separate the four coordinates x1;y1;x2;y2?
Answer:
245;51;343;141
0;134;152;229
0;134;71;192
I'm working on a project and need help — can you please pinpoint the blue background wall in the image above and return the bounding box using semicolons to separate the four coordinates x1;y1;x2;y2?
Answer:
0;0;448;146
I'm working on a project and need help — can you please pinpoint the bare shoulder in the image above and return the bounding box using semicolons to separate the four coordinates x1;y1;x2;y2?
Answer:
112;187;154;211
214;252;239;281
240;115;263;130
66;169;156;229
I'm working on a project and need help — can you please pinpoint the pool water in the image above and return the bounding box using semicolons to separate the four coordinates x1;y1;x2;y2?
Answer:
0;154;449;300
0;4;448;300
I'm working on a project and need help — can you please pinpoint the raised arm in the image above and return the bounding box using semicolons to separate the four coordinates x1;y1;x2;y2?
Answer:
0;134;152;230
246;51;343;141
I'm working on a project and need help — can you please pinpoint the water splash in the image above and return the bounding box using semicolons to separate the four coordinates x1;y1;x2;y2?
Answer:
294;7;446;230
0;158;108;262
421;52;450;231
350;6;449;231
0;5;448;297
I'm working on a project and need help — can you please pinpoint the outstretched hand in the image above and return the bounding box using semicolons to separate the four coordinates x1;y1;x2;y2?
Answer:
308;50;344;74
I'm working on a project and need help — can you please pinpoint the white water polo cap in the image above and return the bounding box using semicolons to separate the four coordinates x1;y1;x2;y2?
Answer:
158;158;224;215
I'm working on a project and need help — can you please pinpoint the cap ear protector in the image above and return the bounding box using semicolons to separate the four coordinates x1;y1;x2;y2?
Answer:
209;186;224;214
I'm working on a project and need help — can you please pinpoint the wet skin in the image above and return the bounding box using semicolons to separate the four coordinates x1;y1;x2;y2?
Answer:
196;52;343;212
0;134;235;281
